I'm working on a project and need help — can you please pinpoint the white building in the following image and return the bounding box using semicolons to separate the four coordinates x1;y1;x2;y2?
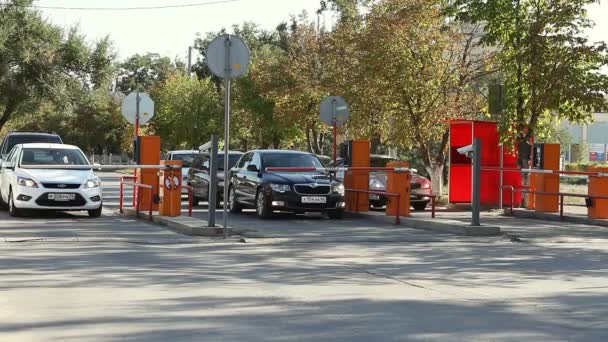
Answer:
561;113;608;162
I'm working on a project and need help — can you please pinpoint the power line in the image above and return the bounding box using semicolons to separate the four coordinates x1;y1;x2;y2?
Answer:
18;0;242;11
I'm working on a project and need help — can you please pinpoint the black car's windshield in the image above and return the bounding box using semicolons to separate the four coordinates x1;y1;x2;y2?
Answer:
2;135;62;155
217;154;242;171
262;153;323;168
21;148;88;166
172;153;200;168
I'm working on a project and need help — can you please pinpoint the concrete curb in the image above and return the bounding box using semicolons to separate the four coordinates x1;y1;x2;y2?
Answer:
118;209;231;237
350;212;502;237
507;208;608;228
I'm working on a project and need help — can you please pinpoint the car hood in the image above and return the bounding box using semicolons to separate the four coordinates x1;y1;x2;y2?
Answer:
263;172;341;185
17;169;96;184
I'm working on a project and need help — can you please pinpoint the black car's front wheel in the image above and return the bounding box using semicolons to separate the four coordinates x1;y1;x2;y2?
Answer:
327;209;344;219
228;186;242;213
255;189;272;219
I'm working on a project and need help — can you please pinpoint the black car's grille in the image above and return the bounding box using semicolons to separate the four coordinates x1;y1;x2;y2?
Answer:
294;184;331;195
42;183;81;189
411;183;422;190
35;193;87;207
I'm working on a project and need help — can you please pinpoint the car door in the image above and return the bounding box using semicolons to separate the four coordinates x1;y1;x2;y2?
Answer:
242;152;262;203
0;146;19;202
189;156;206;198
231;152;252;204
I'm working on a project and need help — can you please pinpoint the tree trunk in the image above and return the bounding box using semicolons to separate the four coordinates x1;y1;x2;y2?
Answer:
0;101;17;132
425;164;444;198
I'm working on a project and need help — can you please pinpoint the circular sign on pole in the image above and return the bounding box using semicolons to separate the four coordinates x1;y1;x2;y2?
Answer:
122;92;155;125
206;34;251;79
320;96;349;127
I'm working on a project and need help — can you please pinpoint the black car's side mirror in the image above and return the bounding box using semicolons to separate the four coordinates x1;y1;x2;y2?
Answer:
246;164;259;172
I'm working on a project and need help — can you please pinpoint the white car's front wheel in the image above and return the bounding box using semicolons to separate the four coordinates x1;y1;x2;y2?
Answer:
8;189;21;217
88;203;103;218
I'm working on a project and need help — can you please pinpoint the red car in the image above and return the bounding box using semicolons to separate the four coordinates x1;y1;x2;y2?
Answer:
325;155;432;211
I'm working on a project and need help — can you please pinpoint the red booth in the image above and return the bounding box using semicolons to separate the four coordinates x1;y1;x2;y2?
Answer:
449;120;522;206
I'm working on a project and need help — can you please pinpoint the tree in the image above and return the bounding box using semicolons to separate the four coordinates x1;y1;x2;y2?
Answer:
116;53;181;94
449;0;608;166
150;74;223;150
0;0;115;132
350;0;490;196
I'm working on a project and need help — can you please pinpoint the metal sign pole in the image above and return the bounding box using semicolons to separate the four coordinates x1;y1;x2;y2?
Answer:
472;138;482;226
222;36;232;238
332;99;337;165
134;91;141;186
208;135;219;227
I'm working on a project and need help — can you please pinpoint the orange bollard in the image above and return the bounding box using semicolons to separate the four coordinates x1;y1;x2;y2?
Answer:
159;160;183;217
534;144;560;213
136;136;161;212
588;167;608;219
345;140;370;212
386;162;410;218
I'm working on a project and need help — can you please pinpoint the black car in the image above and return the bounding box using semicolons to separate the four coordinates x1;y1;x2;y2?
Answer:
187;151;244;206
227;150;345;219
0;131;63;160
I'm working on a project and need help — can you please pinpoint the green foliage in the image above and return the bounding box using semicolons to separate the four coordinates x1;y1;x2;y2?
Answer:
564;162;602;172
150;74;222;150
116;53;181;93
449;0;608;151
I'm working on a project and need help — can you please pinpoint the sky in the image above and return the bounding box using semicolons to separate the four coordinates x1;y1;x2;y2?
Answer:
34;0;608;61
34;0;325;60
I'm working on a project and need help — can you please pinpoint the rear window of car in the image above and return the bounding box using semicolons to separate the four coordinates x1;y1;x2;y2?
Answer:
21;148;88;166
171;153;201;168
370;156;397;168
2;135;62;155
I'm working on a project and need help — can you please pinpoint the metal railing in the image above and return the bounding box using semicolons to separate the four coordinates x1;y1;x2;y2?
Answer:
182;185;194;217
502;185;608;220
120;180;153;221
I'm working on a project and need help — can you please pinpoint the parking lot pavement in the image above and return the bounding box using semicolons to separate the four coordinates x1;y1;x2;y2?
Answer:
1;171;607;341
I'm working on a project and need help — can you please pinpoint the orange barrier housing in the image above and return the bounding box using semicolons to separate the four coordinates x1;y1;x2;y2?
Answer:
386;161;410;218
345;140;370;212
159;160;183;217
588;167;608;219
137;136;161;212
534;144;560;213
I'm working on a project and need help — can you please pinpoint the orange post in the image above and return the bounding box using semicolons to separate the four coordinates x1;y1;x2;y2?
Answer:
588;167;608;219
386;162;410;218
534;144;560;213
345;140;371;212
159;160;183;217
527;174;536;210
136;136;161;212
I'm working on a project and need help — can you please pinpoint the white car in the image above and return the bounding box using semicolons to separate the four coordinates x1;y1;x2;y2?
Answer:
164;150;203;193
0;143;103;217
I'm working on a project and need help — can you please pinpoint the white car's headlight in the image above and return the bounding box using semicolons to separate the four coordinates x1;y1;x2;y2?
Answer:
270;183;290;193
85;179;101;189
369;178;386;190
17;177;38;188
333;183;345;195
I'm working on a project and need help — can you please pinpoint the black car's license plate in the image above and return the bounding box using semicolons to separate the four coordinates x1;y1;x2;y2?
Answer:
48;193;76;201
301;196;327;204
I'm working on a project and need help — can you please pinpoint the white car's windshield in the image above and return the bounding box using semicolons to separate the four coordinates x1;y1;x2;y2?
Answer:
21;148;89;166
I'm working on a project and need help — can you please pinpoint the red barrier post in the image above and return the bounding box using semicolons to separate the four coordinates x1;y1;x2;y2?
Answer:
149;188;154;221
119;180;124;214
396;195;400;225
560;194;564;221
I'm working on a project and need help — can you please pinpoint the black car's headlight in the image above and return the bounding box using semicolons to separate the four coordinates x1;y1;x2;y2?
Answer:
333;183;345;195
270;184;291;193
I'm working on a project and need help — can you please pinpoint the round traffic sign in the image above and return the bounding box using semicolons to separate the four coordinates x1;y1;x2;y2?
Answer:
320;96;349;127
206;34;251;79
122;92;155;125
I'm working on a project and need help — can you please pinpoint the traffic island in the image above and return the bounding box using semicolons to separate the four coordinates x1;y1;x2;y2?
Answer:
118;208;231;237
352;212;502;236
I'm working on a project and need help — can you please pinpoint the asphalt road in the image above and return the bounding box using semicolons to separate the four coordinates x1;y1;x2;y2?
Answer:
0;172;607;341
